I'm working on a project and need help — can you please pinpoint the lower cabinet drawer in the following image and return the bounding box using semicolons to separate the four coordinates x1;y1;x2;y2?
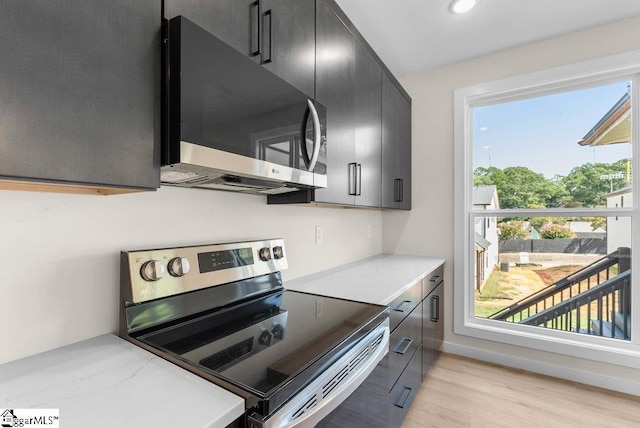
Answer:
388;304;421;389
389;280;421;331
423;265;444;298
389;345;421;427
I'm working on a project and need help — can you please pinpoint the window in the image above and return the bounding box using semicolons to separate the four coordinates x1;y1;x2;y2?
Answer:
454;52;639;367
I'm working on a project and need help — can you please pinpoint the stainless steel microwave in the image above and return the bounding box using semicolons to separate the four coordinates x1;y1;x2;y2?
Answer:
161;16;327;194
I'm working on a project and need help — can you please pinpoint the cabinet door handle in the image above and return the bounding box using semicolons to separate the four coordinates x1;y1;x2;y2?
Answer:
355;163;362;196
348;163;357;195
431;295;440;322
394;178;402;202
392;300;412;313
250;0;261;56
393;337;414;355
429;275;440;283
394;387;413;409
399;178;404;202
261;9;273;64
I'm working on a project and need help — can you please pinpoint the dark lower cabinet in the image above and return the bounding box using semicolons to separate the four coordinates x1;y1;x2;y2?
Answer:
164;0;315;97
320;265;445;427
0;0;160;193
382;74;412;209
389;346;421;426
423;265;444;379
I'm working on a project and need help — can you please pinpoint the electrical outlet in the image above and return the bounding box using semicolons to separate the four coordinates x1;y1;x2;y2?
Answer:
367;224;372;238
315;225;323;244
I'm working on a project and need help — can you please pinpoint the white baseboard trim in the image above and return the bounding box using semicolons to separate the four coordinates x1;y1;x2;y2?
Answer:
443;341;640;397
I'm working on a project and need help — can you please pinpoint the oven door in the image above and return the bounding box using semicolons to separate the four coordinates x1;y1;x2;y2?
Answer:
247;320;389;428
164;16;327;188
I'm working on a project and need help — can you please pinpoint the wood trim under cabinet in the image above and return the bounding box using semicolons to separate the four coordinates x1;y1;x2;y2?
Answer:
0;179;148;196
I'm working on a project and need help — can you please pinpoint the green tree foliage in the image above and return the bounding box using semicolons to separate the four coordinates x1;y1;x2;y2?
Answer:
561;159;629;207
497;221;527;240
474;166;568;209
474;159;629;209
539;223;576;239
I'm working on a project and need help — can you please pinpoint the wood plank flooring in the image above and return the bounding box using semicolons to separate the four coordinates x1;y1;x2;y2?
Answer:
402;353;640;428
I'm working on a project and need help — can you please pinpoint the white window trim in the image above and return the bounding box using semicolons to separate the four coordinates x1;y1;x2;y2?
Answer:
453;50;640;370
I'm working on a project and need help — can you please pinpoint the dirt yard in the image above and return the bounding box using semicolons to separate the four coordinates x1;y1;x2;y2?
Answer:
475;253;602;318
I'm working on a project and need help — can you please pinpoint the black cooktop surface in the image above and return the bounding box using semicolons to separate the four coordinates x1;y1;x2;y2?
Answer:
135;289;386;396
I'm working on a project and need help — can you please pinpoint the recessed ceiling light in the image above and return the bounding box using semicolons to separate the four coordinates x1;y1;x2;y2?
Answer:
449;0;479;14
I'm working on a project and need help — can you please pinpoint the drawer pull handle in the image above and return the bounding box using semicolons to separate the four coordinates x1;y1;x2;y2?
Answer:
392;300;412;313
393;337;414;355
429;275;440;283
394;386;413;409
431;295;440;322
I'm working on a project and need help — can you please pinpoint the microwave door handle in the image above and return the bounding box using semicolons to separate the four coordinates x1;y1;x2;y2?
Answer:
307;99;321;172
300;103;312;169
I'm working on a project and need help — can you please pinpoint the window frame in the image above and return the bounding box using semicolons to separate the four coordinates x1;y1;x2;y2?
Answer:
453;50;640;369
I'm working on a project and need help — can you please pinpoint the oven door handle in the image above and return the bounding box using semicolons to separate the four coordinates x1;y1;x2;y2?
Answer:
252;321;390;428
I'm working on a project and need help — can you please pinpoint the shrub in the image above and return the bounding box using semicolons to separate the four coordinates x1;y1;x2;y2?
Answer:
498;221;527;240
539;223;576;239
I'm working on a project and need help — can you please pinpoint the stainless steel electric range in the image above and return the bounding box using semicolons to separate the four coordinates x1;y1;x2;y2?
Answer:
119;239;389;427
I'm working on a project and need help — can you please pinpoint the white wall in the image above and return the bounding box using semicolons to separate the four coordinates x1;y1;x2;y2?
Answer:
1;186;381;364
383;16;640;393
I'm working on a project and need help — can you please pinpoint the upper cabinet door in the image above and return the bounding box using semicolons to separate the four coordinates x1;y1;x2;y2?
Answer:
0;0;160;192
261;0;315;98
314;0;357;206
314;0;382;207
382;74;412;209
354;48;382;208
164;0;315;97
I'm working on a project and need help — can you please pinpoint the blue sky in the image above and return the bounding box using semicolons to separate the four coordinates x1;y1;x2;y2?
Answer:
473;81;632;178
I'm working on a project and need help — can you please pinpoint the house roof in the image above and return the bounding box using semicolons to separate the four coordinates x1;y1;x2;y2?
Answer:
605;185;632;198
473;185;498;206
578;92;630;147
475;232;491;250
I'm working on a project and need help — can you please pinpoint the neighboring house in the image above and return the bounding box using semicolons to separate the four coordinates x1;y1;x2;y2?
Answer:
606;186;632;254
473;185;500;291
578;92;632;255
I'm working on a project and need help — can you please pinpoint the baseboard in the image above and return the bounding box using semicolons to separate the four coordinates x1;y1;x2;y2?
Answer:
443;341;640;397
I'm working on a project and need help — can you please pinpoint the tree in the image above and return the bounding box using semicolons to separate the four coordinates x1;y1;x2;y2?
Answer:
562;159;629;207
474;166;568;209
539;223;576;239
498;221;527;240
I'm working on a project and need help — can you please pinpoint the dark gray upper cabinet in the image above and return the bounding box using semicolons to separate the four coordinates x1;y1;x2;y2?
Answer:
275;0;381;207
0;1;160;192
382;74;412;210
269;0;409;209
164;0;315;97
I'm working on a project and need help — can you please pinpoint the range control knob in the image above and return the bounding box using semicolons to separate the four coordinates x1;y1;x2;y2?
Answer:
258;330;274;346
140;260;165;282
271;324;285;340
168;257;191;277
272;246;284;260
259;247;272;261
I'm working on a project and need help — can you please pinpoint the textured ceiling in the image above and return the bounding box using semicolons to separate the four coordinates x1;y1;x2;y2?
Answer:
334;0;640;77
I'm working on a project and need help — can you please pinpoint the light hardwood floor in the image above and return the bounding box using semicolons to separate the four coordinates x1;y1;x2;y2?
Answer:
402;353;640;428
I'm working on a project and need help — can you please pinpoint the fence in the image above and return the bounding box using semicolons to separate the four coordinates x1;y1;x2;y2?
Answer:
498;238;607;254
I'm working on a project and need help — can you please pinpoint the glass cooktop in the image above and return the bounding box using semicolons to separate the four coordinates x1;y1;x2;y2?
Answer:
135;289;386;396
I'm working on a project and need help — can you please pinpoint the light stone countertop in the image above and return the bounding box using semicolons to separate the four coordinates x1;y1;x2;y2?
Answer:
285;254;445;305
0;334;244;428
